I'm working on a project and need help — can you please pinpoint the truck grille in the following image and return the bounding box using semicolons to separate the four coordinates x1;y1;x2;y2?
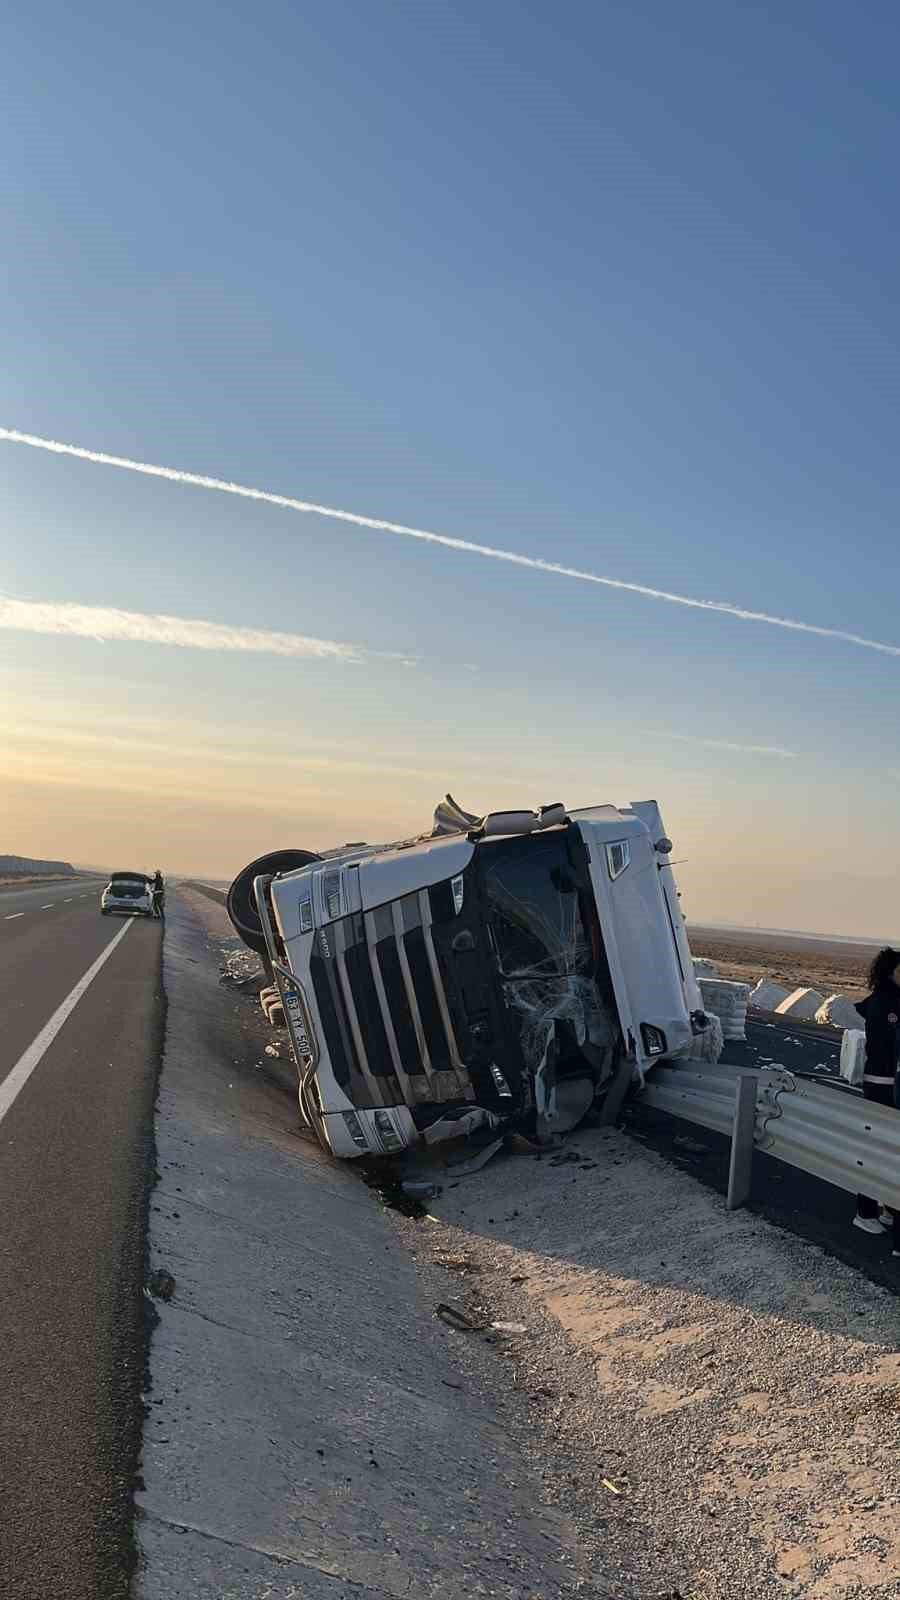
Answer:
308;891;470;1107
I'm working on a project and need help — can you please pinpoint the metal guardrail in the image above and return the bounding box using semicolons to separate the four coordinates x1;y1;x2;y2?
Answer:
756;1074;900;1211
641;1060;900;1211
640;1063;739;1136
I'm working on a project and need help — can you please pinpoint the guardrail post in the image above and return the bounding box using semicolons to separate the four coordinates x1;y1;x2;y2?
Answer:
727;1073;758;1211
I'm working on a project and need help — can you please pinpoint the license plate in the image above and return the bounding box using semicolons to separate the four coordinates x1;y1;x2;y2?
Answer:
280;980;312;1058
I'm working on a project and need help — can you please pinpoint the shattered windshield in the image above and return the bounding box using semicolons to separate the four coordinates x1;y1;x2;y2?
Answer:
479;830;591;980
477;830;614;1093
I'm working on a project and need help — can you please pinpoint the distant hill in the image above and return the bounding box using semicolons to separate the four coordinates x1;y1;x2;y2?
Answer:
0;854;76;878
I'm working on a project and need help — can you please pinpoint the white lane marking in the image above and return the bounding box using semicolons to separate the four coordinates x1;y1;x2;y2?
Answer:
41;904;54;909
64;897;73;902
5;913;25;920
0;918;134;1126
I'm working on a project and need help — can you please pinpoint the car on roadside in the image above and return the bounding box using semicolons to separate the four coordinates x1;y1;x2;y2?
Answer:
100;871;155;917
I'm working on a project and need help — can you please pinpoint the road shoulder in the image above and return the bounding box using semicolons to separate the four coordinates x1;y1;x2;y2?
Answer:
136;890;589;1599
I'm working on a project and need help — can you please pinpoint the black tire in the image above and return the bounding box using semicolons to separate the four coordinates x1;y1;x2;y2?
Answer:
226;849;322;958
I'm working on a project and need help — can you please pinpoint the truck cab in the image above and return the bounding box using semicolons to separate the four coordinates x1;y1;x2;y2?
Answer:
234;799;703;1159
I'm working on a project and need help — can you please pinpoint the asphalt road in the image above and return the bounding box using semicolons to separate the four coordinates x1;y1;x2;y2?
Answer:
0;879;164;1598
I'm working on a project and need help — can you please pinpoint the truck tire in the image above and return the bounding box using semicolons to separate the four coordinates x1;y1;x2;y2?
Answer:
226;849;322;959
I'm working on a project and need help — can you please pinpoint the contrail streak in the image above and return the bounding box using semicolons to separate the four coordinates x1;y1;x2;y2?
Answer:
642;729;798;759
0;597;412;664
4;425;898;659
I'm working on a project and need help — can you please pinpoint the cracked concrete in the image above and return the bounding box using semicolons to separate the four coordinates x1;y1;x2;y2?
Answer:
135;891;594;1599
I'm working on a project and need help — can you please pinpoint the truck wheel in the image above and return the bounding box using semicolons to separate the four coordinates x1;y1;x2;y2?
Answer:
226;849;322;958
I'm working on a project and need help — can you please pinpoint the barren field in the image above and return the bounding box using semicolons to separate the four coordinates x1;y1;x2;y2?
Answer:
0;874;90;889
689;924;876;999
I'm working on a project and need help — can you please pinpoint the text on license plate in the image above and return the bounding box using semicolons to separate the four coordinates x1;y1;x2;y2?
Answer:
281;985;312;1057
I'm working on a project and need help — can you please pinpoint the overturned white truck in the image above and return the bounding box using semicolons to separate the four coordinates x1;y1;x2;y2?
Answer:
227;797;708;1160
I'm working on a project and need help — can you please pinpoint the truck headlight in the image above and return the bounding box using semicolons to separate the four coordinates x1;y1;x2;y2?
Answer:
341;1111;369;1149
640;1024;667;1056
373;1110;404;1152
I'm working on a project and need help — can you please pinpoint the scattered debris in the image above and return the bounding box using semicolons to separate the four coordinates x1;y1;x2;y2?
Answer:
264;1043;282;1058
219;947;264;987
445;1136;504;1177
601;1478;622;1495
430;1254;482;1274
401;1180;442;1200
147;1268;176;1302
491;1321;528;1335
549;1148;583;1167
422;1107;498;1147
435;1302;487;1333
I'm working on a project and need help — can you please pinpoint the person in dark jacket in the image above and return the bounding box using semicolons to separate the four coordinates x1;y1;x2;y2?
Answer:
151;869;165;919
853;946;900;1247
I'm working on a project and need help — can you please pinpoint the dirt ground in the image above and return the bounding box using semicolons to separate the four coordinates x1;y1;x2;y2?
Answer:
403;1128;900;1600
0;874;90;889
689;926;876;1000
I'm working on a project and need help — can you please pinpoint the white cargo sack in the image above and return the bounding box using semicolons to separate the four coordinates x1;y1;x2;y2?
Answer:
692;957;719;979
775;987;826;1022
687;1011;725;1062
840;1029;866;1086
749;978;792;1012
699;978;751;1042
815;994;863;1032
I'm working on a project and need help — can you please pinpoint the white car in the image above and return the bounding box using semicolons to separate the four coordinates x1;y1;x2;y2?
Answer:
101;871;155;917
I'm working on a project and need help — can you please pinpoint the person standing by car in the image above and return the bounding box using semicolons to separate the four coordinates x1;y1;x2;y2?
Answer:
151;869;165;919
853;947;900;1249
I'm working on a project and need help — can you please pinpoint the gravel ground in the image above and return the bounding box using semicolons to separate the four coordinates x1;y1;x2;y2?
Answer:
396;1129;900;1600
176;888;900;1596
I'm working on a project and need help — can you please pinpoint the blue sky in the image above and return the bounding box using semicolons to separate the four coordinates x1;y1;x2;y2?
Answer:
3;1;900;933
